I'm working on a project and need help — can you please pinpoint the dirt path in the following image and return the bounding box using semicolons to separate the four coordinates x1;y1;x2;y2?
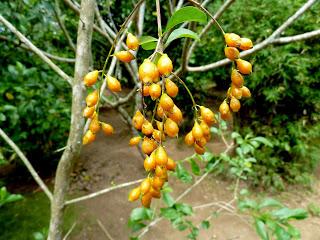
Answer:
68;110;320;240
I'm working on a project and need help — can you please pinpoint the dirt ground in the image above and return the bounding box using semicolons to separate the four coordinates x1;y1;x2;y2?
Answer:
68;110;320;240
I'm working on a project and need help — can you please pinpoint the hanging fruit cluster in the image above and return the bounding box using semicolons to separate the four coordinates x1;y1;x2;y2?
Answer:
220;33;253;120
81;33;140;144
128;53;180;207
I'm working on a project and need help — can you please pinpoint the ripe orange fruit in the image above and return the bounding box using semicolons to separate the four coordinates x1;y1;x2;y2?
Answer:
141;192;152;208
200;106;216;126
86;90;99;107
231;85;243;99
107;76;121;92
196;136;207;147
166;157;176;171
224;33;241;48
132;110;144;130
224;47;239;61
155;146;168;166
192;121;203;140
156;121;163;131
165;78;178;98
221;111;232;121
200;121;210;136
184;131;195;146
83;106;95;118
101;123;114;135
204;133;211;142
140;178;151;195
126;33;139;50
141;137;156;155
142;84;150;96
164;118;179;137
149;83;161;100
155;165;167;177
150;187;161;198
219;101;230;115
159;93;174;111
239;38;253;50
236;59;252;75
230;97;241;112
241;86;251;98
194;143;205;155
152;176;165;190
139;59;159;83
114;51;135;63
84;70;99;86
128;187;141;202
89;117;101;133
152;129;165;142
129;136;141;146
156;105;165;118
83;130;96;145
144;155;156;171
168;105;183;124
157;54;173;76
142;120;154;136
231;69;244;88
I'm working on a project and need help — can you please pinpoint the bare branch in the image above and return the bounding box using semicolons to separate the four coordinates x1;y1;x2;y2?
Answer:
97;219;115;240
0;128;53;201
137;1;146;37
0;35;75;63
272;29;320;44
187;0;318;72
175;0;184;10
0;15;73;85
54;0;76;51
62;222;77;240
65;178;144;205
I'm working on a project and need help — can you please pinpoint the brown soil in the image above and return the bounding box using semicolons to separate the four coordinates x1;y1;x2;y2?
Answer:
68;110;320;240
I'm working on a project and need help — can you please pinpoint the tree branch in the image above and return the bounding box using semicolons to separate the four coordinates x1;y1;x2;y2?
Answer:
54;0;76;51
272;29;320;44
0;15;73;85
65;178;144;205
0;128;53;201
0;35;75;63
187;0;318;72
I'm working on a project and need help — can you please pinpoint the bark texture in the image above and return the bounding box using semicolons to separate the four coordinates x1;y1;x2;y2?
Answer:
48;0;95;239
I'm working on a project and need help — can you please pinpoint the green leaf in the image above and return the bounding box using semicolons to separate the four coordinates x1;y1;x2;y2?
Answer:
287;224;301;238
252;136;273;147
176;203;193;216
128;220;146;232
275;225;291;240
162;192;175;207
254;219;269;240
165;6;207;32
238;199;258;211
129;207;153;222
258;198;284;210
160;207;179;220
190;159;200;175
201;220;210;229
271;208;308;220
139;36;158;50
165;28;199;47
175;163;193;183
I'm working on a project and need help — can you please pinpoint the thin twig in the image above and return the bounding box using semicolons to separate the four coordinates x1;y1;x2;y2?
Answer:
0;128;53;201
0;15;73;85
62;222;77;240
65;178;144;205
97;219;115;240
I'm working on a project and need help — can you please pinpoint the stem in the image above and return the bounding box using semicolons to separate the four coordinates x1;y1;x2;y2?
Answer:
187;0;225;35
156;0;162;37
171;72;198;119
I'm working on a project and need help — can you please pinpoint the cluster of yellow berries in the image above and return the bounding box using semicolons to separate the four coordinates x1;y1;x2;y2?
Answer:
128;53;181;207
81;33;141;145
82;71;114;145
219;33;253;120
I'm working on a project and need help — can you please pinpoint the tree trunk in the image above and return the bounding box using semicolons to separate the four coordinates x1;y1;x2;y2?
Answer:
48;0;95;239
